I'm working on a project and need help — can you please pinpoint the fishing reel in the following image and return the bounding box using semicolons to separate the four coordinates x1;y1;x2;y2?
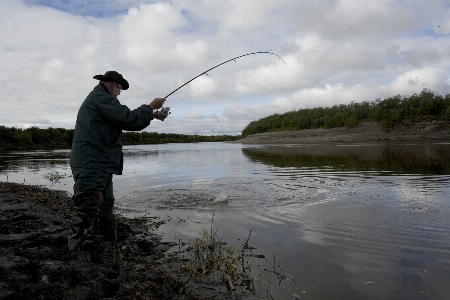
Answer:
152;106;171;120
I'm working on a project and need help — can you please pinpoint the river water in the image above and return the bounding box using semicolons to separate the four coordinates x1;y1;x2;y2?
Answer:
1;142;449;299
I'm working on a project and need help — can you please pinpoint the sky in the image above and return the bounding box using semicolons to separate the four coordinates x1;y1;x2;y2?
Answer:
1;0;450;135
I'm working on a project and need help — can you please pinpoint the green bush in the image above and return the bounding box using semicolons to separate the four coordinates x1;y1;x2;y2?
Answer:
0;126;240;151
241;89;450;137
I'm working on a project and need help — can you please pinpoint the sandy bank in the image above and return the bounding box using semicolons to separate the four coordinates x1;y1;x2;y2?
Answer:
235;121;450;145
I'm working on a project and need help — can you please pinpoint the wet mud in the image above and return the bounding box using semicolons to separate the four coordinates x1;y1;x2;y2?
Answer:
0;182;255;300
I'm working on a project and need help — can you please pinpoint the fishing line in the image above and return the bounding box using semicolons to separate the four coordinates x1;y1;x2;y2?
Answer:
165;52;285;98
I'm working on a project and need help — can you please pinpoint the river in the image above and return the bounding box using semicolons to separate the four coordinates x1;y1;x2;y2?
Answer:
1;142;449;299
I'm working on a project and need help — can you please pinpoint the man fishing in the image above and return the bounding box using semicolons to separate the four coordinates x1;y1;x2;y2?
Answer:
67;53;281;250
68;71;167;250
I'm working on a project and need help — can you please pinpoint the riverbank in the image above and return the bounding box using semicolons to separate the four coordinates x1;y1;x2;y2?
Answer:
0;182;255;300
236;120;450;144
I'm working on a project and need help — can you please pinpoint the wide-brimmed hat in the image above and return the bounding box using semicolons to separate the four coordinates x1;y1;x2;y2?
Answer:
93;71;129;90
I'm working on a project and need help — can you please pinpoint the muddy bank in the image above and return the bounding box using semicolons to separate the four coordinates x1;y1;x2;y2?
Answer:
0;182;256;300
235;121;450;145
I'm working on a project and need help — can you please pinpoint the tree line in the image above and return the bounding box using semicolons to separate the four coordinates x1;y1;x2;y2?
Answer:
241;89;450;137
0;126;239;152
2;89;448;151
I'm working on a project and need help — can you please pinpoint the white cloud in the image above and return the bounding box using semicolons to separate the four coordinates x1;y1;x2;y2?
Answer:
388;67;450;95
39;59;67;82
236;54;300;94
223;104;255;119
149;114;246;135
184;112;219;120
1;0;450;135
220;0;284;29
189;76;219;98
118;3;189;68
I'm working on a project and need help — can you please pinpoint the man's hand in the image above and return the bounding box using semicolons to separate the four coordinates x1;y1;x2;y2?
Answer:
149;98;166;110
152;107;171;121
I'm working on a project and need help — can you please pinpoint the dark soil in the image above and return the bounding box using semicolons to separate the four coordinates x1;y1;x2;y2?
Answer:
0;182;255;300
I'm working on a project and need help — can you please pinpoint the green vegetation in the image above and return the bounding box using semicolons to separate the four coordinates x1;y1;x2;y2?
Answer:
241;89;450;137
182;229;244;289
122;131;239;145
242;146;450;175
181;226;290;296
0;126;74;151
0;126;240;152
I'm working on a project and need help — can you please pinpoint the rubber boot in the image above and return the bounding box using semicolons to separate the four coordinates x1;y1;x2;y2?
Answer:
68;214;90;250
93;215;116;241
68;190;104;250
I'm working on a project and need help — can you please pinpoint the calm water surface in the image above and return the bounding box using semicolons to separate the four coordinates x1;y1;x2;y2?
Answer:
1;142;449;299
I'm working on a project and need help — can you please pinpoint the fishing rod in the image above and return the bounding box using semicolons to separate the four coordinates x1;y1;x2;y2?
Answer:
155;52;284;119
165;52;285;98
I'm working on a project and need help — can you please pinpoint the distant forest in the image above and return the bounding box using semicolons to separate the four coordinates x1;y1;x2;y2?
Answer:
242;89;450;137
0;126;239;152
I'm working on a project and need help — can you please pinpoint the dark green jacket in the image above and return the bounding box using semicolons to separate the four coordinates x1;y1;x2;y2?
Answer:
70;84;153;175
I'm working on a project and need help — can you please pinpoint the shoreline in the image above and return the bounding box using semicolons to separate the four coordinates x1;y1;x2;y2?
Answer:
0;182;255;300
235;121;450;145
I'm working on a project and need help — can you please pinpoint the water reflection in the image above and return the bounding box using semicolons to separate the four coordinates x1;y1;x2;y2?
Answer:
1;143;449;299
0;150;72;190
242;143;450;174
0;150;70;173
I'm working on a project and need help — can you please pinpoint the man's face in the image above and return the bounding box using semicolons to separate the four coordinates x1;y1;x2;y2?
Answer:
112;82;122;98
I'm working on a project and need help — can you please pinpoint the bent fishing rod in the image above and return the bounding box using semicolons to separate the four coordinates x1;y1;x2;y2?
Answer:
165;52;284;98
154;52;284;119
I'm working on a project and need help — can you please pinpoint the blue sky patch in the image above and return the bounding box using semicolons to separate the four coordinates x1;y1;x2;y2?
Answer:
22;0;157;17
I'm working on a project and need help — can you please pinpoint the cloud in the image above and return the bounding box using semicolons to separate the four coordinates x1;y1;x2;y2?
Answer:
1;0;450;135
118;3;189;69
294;0;449;39
149;114;246;135
223;66;450;122
236;54;300;94
388;67;450;95
189;76;219;98
184;112;220;120
435;19;450;35
223;104;256;119
399;47;442;67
